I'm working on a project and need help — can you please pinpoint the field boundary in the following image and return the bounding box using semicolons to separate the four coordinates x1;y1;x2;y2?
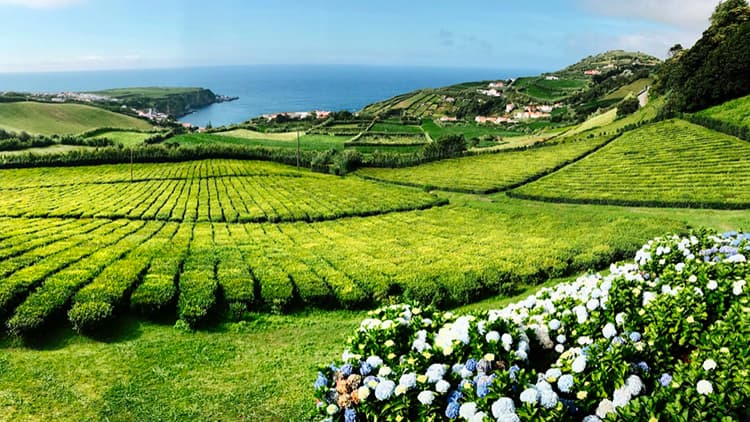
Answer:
356;133;623;194
506;191;750;210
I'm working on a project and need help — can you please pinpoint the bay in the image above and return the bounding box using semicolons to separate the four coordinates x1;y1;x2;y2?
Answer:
0;65;542;127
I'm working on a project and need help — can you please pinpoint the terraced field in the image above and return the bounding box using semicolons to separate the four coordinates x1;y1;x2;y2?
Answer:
512;119;750;208
356;135;613;193
0;160;445;223
0;193;688;336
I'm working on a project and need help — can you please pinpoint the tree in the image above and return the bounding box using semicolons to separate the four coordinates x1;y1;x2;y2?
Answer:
617;95;640;118
711;0;750;27
657;0;750;112
668;44;684;58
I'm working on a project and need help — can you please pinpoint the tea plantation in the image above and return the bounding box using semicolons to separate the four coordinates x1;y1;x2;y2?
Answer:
1;106;750;421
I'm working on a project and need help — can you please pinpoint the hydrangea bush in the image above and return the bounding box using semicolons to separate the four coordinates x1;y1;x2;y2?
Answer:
313;230;750;421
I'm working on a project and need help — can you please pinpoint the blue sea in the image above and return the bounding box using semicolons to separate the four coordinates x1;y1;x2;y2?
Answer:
0;65;542;127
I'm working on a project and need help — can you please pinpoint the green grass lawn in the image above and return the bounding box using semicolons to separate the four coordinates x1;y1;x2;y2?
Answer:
0;102;153;136
2;195;750;421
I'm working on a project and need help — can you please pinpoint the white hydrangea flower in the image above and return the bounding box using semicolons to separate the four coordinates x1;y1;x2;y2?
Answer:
697;379;713;395
459;402;477;419
702;359;717;371
519;388;538;404
572;355;587;373
602;323;617;339
595;399;616;418
417;390;435;405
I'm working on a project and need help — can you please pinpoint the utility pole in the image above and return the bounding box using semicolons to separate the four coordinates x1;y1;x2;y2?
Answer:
296;129;300;168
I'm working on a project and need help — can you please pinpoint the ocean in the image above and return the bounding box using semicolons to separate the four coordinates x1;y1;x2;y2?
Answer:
0;65;542;127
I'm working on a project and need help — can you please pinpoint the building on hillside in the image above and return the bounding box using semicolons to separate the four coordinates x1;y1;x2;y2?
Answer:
505;103;516;113
478;88;503;97
545;75;559;80
584;69;602;76
488;81;505;88
439;116;458;122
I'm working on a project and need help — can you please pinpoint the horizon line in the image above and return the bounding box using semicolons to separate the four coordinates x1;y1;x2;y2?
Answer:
0;62;547;76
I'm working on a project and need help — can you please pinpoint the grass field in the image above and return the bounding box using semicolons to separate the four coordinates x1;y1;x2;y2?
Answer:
215;129;303;141
91;87;204;98
357;135;611;193
602;78;652;101
513;77;587;101
695;93;750;128
513;119;750;208
421;119;522;140
369;123;423;134
85;130;154;146
172;132;348;151
2;194;750;420
0;102;153;135
0;144;95;157
567;108;617;135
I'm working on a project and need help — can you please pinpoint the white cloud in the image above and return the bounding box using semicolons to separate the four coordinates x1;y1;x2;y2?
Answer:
0;0;84;9
579;0;719;30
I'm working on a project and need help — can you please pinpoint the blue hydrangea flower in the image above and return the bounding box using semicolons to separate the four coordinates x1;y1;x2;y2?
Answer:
314;372;329;389
465;358;477;372
659;373;673;387
447;390;463;404
340;364;353;377
637;361;650;372
359;361;372;376
445;401;461;419
629;332;642;342
344;408;357;422
509;365;520;381
476;376;493;398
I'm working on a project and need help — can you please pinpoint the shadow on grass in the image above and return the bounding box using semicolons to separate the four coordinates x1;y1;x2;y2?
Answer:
1;314;149;351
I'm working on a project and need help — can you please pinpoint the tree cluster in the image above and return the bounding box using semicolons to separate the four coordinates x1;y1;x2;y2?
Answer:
657;0;750;112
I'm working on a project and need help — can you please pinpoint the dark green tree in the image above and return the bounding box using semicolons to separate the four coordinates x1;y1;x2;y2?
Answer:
617;95;640;118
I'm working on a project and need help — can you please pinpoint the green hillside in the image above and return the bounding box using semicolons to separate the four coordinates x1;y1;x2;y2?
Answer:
512;119;750;208
0;102;153;135
356;135;611;193
360;50;660;124
91;87;218;116
695;93;750;128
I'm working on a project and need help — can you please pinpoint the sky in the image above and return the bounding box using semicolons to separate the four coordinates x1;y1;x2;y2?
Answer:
0;0;722;73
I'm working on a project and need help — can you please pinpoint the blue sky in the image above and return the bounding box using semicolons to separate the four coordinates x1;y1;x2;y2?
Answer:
0;0;720;72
